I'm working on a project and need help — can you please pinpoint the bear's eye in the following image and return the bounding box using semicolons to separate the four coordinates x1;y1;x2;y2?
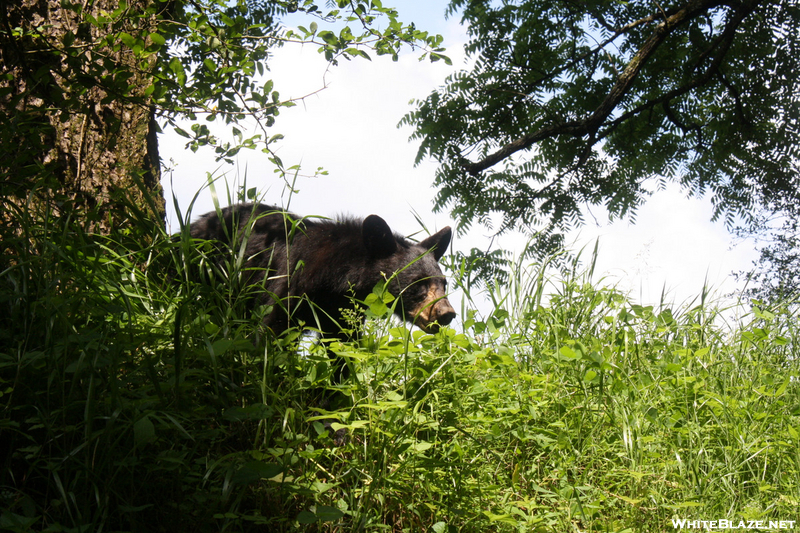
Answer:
405;280;426;297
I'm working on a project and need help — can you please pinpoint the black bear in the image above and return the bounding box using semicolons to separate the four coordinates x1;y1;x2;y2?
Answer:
187;203;456;337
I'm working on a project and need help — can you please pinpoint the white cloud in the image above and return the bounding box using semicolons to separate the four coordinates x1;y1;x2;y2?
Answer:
571;184;758;309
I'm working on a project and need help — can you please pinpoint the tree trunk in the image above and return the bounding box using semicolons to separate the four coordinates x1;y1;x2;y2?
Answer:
1;0;165;233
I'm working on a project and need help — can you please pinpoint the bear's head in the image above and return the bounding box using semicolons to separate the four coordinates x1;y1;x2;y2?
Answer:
362;215;456;333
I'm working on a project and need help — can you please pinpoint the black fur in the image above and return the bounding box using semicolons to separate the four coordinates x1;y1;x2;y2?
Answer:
187;203;456;337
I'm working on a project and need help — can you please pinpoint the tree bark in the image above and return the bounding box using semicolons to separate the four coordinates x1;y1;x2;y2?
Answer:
1;0;165;233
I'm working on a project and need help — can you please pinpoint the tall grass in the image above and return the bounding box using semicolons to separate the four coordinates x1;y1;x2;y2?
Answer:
1;196;798;532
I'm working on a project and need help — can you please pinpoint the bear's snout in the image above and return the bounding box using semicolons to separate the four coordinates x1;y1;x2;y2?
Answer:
410;281;457;333
422;299;456;333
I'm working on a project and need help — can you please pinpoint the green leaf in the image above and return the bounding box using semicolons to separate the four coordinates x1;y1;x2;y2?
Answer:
559;346;577;360
209;338;235;355
118;32;135;48
365;293;389;316
346;48;371;60
330;420;369;431
482;511;517;524
148;32;165;46
231;461;283;485
318;30;339;46
315;506;343;522
411;440;433;452
134;415;155;448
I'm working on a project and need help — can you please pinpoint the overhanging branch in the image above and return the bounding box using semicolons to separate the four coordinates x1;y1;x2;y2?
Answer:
462;0;737;176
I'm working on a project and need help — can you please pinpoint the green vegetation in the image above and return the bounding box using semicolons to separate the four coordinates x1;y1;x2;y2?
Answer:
0;197;800;532
2;199;799;532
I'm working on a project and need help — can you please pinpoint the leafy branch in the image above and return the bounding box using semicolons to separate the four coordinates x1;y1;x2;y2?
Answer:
462;0;759;176
405;0;797;282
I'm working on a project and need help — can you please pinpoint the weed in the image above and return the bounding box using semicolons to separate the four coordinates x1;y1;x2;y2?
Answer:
2;194;798;532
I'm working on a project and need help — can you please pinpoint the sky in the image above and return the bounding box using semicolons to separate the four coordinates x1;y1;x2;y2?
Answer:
160;1;760;318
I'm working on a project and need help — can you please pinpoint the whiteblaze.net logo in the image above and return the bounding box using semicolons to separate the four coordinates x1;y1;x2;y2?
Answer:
671;519;796;530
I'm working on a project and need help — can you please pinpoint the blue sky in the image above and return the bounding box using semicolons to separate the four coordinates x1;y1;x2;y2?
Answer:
160;1;759;317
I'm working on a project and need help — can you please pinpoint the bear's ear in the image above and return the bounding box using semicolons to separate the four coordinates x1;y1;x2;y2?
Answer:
363;215;398;258
419;226;451;262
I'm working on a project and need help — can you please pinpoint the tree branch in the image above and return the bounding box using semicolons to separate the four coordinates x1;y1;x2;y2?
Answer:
599;0;758;140
462;0;732;176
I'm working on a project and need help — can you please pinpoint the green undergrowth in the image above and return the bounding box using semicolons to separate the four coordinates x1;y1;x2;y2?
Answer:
1;201;799;533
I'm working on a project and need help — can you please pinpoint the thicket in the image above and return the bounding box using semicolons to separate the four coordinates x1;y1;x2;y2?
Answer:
1;196;799;532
